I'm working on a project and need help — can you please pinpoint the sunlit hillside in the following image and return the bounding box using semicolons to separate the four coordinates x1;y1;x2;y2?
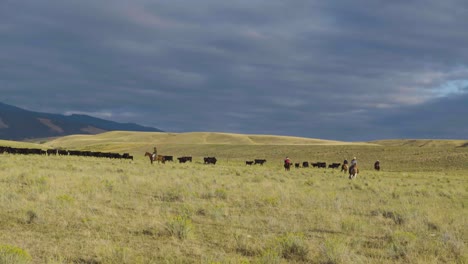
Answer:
0;139;46;149
3;132;468;172
42;131;376;153
45;131;368;146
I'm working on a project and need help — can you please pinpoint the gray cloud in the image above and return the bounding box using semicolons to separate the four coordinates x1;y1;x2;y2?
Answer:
1;0;467;140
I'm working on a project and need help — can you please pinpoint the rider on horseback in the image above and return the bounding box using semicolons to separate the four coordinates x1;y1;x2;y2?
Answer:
284;156;291;171
152;147;158;161
348;157;359;179
350;157;357;170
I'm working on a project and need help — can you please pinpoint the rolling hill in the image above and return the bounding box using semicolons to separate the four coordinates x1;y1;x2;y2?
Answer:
371;139;468;147
2;131;468;172
44;131;375;148
39;131;380;156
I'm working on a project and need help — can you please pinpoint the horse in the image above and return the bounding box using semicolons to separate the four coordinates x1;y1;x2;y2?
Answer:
284;161;291;171
349;165;359;179
144;152;165;164
341;164;348;173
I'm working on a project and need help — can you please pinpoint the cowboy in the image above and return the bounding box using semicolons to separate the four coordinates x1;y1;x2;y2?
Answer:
284;156;291;171
152;147;158;161
350;157;357;171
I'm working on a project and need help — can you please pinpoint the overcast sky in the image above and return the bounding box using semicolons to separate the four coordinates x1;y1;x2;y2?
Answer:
1;0;467;141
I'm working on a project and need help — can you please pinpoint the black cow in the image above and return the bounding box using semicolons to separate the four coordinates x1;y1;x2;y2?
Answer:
91;152;106;158
177;156;192;163
5;147;15;154
47;149;58;155
204;157;217;164
81;151;92;157
109;153;123;159
254;159;267;165
374;161;381;171
302;161;309;168
245;161;254;165
328;163;341;169
68;150;82;156
58;150;69;156
294;163;300;168
177;157;186;163
0;146;8;154
312;162;327;168
30;148;46;155
122;153;133;160
2;147;13;154
24;148;45;155
163;155;173;162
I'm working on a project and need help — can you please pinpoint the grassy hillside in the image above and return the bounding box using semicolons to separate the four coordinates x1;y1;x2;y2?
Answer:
43;131;374;148
0;154;466;263
1;133;467;263
2;132;468;172
372;139;468;148
38;132;468;172
0;139;47;149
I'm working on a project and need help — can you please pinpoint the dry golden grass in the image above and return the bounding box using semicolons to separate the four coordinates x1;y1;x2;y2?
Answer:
371;139;468;148
0;140;45;149
45;131;375;149
0;133;467;263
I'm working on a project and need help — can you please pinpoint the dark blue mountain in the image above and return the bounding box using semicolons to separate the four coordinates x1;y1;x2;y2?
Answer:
0;102;163;140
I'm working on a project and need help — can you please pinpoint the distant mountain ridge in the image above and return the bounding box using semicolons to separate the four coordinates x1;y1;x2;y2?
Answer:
0;102;163;140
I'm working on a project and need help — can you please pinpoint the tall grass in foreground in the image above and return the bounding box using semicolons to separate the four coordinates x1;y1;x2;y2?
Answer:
0;153;466;263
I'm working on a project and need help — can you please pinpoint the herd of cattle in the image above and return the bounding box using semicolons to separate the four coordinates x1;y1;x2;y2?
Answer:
0;146;375;171
0;146;134;160
245;160;342;169
0;146;209;165
151;157;344;168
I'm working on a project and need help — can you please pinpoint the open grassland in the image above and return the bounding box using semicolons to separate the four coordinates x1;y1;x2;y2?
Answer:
44;131;375;151
0;133;467;263
372;139;468;148
43;131;468;172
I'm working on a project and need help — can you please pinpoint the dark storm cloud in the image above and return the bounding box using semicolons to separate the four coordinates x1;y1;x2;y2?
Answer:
1;0;467;140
